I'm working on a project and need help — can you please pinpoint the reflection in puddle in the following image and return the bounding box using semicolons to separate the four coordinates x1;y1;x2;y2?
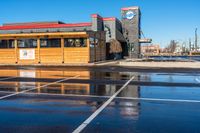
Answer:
0;68;141;96
0;69;138;80
1;68;200;132
0;68;199;84
140;73;200;83
0;68;142;122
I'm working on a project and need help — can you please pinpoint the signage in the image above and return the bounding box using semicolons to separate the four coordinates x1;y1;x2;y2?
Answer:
125;11;135;20
19;49;35;60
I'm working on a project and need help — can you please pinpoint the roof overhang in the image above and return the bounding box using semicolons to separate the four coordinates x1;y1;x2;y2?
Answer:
0;32;89;39
139;38;152;43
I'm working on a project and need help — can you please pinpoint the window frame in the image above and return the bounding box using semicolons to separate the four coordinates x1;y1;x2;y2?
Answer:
0;39;15;49
40;38;61;48
64;38;87;48
17;39;37;48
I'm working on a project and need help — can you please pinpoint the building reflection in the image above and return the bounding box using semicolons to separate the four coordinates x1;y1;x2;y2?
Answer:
0;69;141;119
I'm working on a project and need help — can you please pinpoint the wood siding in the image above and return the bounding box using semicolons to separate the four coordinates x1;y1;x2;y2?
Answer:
64;48;89;63
0;49;15;64
40;48;63;64
0;32;106;64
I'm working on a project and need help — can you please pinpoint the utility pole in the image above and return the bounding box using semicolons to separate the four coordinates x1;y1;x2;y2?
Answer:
189;38;192;51
195;28;198;51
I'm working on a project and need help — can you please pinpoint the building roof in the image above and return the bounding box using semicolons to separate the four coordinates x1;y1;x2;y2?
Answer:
121;6;139;11
0;32;89;39
3;21;65;26
91;14;121;23
0;22;92;30
0;13;122;31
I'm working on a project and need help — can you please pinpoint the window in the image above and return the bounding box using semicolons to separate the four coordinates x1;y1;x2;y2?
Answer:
64;38;87;47
40;38;61;48
18;39;37;48
0;40;14;48
89;38;95;48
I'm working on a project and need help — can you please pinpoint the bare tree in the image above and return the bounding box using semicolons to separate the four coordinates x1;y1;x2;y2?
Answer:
167;40;178;53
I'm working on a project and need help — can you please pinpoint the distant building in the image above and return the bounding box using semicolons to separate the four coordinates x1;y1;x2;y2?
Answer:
174;45;182;54
141;44;160;55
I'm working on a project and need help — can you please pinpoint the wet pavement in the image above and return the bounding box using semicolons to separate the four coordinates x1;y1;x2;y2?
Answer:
0;66;200;133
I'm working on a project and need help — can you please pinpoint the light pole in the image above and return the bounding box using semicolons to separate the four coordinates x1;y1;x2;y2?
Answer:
195;28;198;52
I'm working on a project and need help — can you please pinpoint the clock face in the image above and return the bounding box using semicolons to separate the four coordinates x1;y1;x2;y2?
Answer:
125;11;135;20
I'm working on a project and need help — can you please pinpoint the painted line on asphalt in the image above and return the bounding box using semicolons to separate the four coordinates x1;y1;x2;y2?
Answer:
0;75;80;100
195;78;200;83
0;90;200;103
72;76;135;133
0;77;17;81
31;93;200;103
121;97;200;103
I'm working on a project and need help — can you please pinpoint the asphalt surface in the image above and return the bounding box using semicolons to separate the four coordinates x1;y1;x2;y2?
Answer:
0;66;200;133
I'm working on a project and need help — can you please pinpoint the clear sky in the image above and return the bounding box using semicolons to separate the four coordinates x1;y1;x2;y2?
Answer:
0;0;200;47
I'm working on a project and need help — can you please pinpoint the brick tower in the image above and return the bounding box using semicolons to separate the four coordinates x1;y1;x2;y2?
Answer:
121;6;141;58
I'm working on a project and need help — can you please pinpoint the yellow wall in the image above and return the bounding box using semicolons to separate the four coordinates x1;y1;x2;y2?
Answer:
64;48;89;63
0;49;16;64
0;32;106;64
40;48;63;64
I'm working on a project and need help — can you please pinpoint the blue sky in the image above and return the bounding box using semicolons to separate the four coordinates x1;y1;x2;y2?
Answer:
0;0;200;47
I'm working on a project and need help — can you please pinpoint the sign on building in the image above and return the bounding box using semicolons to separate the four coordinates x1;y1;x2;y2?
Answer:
121;7;141;58
125;11;136;20
19;49;35;60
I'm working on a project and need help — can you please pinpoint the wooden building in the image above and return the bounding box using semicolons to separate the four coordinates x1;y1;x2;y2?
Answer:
0;31;106;64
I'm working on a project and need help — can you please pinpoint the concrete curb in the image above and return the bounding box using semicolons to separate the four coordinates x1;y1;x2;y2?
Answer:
118;61;200;69
0;60;119;67
1;60;200;70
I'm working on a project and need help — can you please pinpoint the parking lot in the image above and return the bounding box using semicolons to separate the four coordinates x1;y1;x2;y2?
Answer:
0;66;200;133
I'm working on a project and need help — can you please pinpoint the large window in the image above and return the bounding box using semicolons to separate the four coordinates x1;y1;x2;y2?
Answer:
40;38;61;48
0;40;14;48
64;38;87;47
18;39;37;48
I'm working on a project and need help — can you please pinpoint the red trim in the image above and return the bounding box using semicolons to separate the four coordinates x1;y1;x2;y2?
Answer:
91;14;98;18
103;17;121;24
3;22;63;26
0;23;92;30
91;14;102;19
121;7;139;11
103;17;116;21
92;15;117;22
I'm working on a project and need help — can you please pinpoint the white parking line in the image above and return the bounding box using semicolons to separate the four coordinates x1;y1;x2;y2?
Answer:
72;76;135;133
0;77;16;81
195;78;200;83
119;97;200;103
0;75;80;100
0;90;200;103
34;94;200;103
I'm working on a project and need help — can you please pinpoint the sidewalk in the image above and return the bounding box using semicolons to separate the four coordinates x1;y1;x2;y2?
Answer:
118;60;200;69
0;60;200;69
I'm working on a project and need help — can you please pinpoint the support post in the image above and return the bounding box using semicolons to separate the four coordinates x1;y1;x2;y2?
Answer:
87;38;90;63
61;38;64;63
37;38;40;63
14;39;18;63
